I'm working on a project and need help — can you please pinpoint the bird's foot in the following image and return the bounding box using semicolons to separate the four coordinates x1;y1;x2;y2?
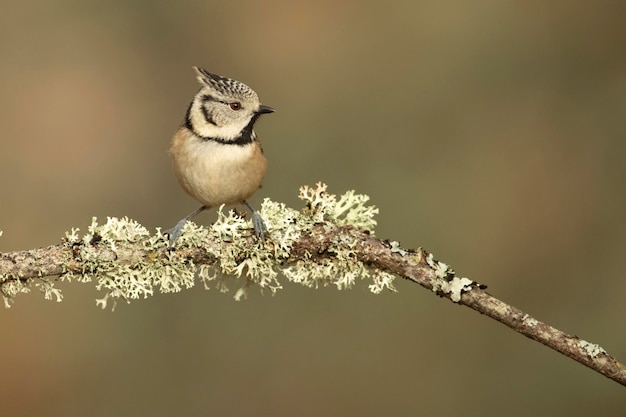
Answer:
251;211;267;241
164;218;188;247
243;201;267;241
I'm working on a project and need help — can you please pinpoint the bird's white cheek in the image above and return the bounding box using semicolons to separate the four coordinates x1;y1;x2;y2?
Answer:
191;110;250;140
216;120;250;140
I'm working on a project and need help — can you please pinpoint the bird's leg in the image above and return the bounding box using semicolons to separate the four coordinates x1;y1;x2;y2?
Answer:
165;205;206;246
244;200;266;240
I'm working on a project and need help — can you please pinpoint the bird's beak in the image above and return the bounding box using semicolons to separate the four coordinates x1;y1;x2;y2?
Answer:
257;105;275;115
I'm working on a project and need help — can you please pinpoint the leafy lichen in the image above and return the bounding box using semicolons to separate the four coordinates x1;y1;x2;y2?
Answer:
61;217;186;310
578;339;607;358
1;280;31;308
2;183;403;309
426;253;473;302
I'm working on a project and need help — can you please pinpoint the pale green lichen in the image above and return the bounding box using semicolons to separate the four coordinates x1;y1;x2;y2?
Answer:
1;280;31;308
389;241;408;256
279;184;395;294
434;277;473;303
3;183;402;309
38;279;64;303
578;339;607;358
0;276;63;308
426;252;473;302
60;216;198;310
333;190;378;230
191;183;388;301
369;269;398;294
300;183;379;231
426;253;454;280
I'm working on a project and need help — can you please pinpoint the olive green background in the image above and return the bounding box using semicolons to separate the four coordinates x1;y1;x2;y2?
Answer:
1;1;625;415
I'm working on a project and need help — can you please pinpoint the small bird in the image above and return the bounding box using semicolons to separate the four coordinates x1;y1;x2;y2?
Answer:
166;66;275;245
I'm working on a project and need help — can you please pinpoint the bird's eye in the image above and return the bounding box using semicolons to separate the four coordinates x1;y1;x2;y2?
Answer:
229;102;241;111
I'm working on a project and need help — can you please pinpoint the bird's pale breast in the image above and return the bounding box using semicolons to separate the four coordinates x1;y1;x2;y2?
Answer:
170;128;267;208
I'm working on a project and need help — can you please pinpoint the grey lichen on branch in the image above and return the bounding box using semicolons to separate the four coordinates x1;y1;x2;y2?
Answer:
1;183;438;309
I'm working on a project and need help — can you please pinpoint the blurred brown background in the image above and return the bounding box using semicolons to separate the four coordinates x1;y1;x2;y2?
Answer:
1;0;625;415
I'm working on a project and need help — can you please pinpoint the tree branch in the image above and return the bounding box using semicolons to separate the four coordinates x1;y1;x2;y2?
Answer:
1;183;624;386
